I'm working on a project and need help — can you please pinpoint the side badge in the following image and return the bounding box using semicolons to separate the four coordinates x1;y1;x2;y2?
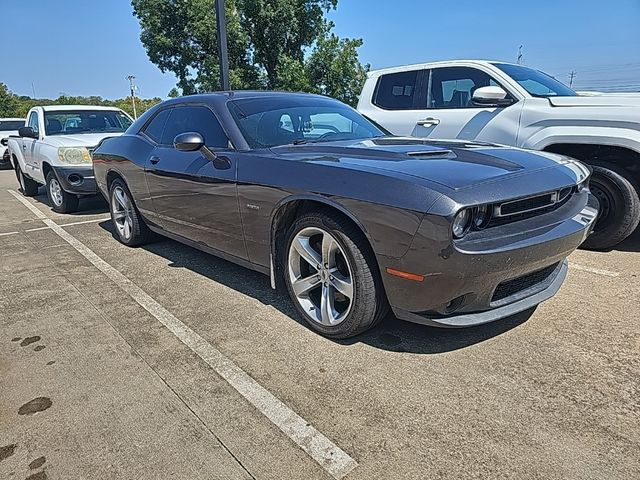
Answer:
246;204;260;210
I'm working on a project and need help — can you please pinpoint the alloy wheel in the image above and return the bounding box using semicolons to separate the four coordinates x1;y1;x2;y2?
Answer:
49;177;63;206
111;186;134;240
288;227;354;326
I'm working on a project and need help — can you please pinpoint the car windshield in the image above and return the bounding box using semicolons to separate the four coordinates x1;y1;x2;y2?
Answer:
0;120;24;131
228;96;385;148
44;110;133;136
493;63;577;98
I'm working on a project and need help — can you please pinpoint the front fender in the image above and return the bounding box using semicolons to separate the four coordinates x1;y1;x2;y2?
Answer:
521;125;640;154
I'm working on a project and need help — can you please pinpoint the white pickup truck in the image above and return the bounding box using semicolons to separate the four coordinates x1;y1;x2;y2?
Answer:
358;60;640;249
7;105;133;213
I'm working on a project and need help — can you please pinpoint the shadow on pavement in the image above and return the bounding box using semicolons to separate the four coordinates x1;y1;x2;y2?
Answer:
610;228;640;253
26;187;109;216
99;220;534;354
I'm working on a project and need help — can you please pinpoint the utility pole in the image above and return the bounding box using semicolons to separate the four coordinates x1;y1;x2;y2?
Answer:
517;45;524;65
215;0;230;91
569;70;576;88
126;75;138;119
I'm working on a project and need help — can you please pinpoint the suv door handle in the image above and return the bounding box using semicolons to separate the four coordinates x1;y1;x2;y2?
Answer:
417;117;440;127
149;156;160;165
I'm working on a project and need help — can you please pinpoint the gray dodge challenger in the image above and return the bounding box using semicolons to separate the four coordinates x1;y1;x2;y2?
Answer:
92;91;598;338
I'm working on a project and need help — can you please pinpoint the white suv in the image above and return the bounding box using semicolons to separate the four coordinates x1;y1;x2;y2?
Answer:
358;60;640;249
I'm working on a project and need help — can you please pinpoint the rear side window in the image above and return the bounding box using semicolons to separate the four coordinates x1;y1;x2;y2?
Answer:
142;108;171;143
161;106;229;148
373;70;421;110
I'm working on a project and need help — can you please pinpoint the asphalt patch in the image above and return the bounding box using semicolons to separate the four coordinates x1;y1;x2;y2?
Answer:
20;336;41;347
18;397;52;416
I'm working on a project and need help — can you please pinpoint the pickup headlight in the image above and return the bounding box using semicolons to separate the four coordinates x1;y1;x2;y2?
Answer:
58;147;91;165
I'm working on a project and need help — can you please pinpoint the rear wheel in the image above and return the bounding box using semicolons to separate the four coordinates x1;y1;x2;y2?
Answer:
583;163;640;250
284;211;388;338
46;171;79;214
109;178;153;246
15;163;39;197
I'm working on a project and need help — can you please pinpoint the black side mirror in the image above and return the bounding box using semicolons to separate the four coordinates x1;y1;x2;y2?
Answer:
174;132;205;151
18;126;38;139
0;138;8;147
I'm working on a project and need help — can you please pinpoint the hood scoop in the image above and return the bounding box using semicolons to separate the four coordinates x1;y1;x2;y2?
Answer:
406;149;455;158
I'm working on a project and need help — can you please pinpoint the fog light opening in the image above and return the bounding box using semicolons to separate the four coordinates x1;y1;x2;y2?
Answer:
68;173;83;186
444;295;465;314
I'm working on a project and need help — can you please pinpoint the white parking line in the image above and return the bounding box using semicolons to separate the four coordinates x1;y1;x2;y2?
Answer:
0;231;19;237
25;216;110;232
570;263;620;277
8;190;358;480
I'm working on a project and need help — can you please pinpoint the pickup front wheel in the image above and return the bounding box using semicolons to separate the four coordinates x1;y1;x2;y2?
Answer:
46;171;79;214
583;163;640;250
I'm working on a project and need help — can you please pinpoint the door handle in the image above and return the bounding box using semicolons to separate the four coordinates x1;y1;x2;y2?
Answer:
417;117;440;127
149;156;160;165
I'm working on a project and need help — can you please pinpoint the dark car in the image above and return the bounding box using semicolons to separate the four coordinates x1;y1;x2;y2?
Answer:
92;91;598;338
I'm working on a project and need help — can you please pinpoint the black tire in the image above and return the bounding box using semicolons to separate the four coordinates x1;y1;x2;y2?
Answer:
283;211;389;339
15;163;39;197
46;170;79;214
583;163;640;250
108;178;153;247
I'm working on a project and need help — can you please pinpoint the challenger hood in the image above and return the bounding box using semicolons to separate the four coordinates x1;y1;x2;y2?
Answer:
549;95;640;108
44;132;123;148
272;137;589;190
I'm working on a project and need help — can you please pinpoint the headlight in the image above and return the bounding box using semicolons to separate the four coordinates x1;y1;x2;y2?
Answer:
577;179;588;192
58;147;91;165
452;209;472;238
473;204;491;229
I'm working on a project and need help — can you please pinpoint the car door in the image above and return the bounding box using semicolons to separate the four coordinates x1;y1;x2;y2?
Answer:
365;69;430;136
144;104;247;260
414;66;522;145
22;111;41;177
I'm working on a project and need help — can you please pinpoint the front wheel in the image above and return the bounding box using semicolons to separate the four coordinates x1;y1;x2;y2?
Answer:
109;178;153;247
583;163;640;250
284;211;388;338
46;171;79;213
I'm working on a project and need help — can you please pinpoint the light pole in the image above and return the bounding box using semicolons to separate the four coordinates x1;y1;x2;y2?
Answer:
215;0;230;91
126;75;138;119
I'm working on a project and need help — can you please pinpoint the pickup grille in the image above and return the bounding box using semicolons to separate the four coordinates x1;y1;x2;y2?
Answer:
492;263;560;303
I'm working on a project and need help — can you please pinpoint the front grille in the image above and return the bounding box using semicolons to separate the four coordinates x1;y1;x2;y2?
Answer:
488;187;575;228
492;263;560;303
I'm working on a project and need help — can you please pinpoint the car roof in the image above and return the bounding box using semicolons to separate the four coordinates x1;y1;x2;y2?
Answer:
0;117;24;121
40;105;125;112
162;90;336;106
367;59;522;76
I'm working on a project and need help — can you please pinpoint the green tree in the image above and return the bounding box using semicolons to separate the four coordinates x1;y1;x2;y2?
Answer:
131;0;368;105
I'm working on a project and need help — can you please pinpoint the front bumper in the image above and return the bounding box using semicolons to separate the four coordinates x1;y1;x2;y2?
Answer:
51;165;97;195
384;191;598;328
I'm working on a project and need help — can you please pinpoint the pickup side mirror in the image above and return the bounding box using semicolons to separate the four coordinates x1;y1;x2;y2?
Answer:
18;126;38;139
0;138;8;147
472;86;514;107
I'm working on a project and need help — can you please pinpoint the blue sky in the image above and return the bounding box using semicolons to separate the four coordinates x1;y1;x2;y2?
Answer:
1;0;639;99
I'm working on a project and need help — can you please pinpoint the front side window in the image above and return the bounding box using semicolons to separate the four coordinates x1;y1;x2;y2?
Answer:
28;112;39;134
228;97;385;148
43;110;133;135
373;70;421;110
160;106;229;149
0;120;24;131
429;67;504;109
493;63;577;97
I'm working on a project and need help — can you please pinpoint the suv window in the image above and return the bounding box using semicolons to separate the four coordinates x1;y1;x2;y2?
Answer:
142;108;171;143
429;67;503;109
161;106;229;148
373;70;422;110
28;112;39;134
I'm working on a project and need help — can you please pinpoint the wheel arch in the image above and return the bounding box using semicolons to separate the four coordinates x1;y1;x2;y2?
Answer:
543;143;640;187
269;195;376;289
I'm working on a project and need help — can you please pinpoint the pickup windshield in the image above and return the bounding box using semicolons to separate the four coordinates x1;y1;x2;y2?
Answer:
0;120;24;131
44;110;133;136
228;97;385;148
493;63;577;98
